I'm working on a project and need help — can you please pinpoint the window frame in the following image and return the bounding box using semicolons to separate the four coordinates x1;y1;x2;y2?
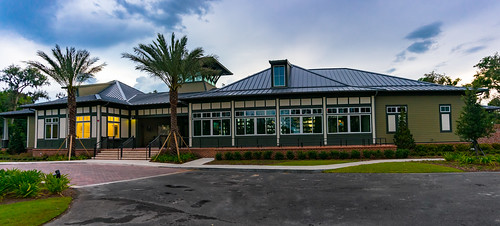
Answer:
327;107;371;134
76;115;91;139
272;65;286;87
236;109;276;136
386;105;407;134
280;108;323;135
439;104;452;132
44;117;59;140
193;111;231;137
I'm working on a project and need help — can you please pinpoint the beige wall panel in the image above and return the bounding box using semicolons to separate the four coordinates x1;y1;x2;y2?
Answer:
375;95;464;143
84;107;90;113
101;116;107;137
91;116;97;138
245;101;255;108
202;103;211;110
37;119;44;139
60;109;66;115
121;118;129;138
291;99;300;106
301;98;311;106
193;103;202;110
212;102;221;109
360;97;371;104
349;97;360;104
338;97;348;104
312;98;322;105
138;109;144;115
235;101;244;108
221;102;231;109
121;109;129;115
280;99;290;106
77;107;83;114
327;98;337;105
37;110;44;116
59;118;67;139
266;99;276;106
255;100;265;107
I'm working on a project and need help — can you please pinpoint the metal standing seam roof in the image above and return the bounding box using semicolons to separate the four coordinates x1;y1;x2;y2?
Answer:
0;109;35;117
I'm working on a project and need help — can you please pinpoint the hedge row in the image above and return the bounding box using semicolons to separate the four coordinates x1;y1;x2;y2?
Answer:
412;143;500;157
215;149;409;160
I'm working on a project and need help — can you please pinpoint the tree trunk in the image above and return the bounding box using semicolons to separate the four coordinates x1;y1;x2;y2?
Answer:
68;89;76;156
169;88;178;155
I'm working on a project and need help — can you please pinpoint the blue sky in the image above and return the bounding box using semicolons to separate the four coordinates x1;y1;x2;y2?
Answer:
0;0;499;97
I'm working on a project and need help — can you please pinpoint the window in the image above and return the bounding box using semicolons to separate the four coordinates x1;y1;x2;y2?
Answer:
107;116;120;138
273;65;286;87
193;111;231;136
236;109;276;135
280;108;322;134
440;104;451;132
386;106;407;133
76;116;91;139
45;118;59;139
327;107;371;133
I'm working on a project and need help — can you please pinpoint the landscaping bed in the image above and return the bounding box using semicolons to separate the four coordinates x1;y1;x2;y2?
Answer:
206;159;358;166
324;162;463;173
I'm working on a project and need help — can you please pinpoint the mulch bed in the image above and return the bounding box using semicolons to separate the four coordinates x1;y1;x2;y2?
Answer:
427;161;500;172
0;188;77;205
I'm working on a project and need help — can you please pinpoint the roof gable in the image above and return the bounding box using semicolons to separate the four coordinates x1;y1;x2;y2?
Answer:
98;81;143;101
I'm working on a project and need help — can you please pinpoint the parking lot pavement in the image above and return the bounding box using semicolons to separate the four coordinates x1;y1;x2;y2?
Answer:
0;162;187;187
49;170;500;225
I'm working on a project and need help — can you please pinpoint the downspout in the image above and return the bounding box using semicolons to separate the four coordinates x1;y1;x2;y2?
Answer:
372;90;378;144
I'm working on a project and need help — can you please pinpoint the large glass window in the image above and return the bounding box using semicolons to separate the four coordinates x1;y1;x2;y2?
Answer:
107;116;120;138
76;116;90;139
45;118;59;139
193;111;231;136
236;109;276;135
327;107;371;133
273;65;285;87
280;108;322;135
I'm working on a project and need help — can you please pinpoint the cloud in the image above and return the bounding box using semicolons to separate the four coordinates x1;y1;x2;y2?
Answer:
407;40;434;53
394;51;406;62
0;0;216;48
133;76;169;93
465;45;487;54
405;22;442;40
386;68;396;73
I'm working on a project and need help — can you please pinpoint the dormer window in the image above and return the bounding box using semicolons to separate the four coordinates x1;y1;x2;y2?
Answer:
270;59;290;88
273;65;286;87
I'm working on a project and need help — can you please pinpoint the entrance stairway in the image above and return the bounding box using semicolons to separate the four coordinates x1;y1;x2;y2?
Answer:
93;148;161;160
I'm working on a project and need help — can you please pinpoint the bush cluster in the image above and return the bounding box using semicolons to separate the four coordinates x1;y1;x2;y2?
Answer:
0;153;91;161
214;149;407;160
443;152;500;166
152;153;198;163
0;169;71;200
411;143;500;157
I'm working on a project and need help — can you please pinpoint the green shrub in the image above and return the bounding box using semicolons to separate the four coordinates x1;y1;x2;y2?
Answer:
243;151;253;160
384;150;395;159
307;151;317;159
6;169;43;198
233;152;242;160
350;150;361;159
286;151;295;160
7;124;26;155
253;152;262;160
492;143;500;150
443;152;458;161
339;151;350;159
152;153;198;163
362;150;373;159
374;150;384;159
215;153;223;160
494;155;500;163
478;156;494;165
44;173;71;194
15;181;40;198
224;152;233;160
459;154;475;164
479;144;493;152
395;149;409;158
437;144;454;153
263;151;273;160
297;151;307;160
274;152;285;160
330;150;340;159
413;145;427;156
455;144;470;152
318;151;329;160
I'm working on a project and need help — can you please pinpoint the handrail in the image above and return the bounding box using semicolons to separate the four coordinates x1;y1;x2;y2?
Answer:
146;134;165;159
93;137;109;158
118;136;135;160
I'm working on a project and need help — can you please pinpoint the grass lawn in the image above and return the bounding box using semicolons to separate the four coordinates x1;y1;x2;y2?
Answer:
206;159;358;166
324;162;463;173
0;197;72;226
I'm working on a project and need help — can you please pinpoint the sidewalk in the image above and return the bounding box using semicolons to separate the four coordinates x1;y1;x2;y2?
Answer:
1;158;445;172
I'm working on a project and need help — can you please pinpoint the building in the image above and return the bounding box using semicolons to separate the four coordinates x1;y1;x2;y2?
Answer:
0;59;468;152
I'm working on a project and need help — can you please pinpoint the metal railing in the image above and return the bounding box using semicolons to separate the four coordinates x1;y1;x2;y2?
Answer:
118;136;136;159
93;137;109;158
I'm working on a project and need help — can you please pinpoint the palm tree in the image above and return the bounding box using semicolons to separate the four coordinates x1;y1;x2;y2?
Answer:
123;33;215;153
27;45;106;156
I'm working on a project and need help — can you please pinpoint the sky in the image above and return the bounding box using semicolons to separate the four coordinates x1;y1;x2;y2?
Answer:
0;0;499;99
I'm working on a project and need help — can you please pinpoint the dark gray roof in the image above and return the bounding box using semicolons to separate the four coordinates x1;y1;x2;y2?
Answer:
0;109;35;117
185;65;467;99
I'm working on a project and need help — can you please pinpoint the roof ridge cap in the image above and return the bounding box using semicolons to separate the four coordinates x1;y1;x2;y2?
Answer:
114;81;128;101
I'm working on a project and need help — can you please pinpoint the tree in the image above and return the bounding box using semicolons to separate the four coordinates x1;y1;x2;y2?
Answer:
122;33;217;153
418;71;461;86
471;52;500;97
27;45;106;156
489;97;500;106
393;107;416;150
0;65;49;111
456;88;495;156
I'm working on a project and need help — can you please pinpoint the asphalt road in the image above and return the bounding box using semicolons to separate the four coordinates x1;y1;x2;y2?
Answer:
49;170;500;226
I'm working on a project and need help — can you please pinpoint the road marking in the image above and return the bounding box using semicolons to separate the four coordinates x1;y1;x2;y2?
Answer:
72;170;189;188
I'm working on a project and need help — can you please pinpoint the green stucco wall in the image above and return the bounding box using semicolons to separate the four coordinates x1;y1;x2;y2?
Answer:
375;94;464;143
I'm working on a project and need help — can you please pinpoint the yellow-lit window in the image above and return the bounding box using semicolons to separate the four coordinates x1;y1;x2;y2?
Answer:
107;116;120;138
76;116;91;138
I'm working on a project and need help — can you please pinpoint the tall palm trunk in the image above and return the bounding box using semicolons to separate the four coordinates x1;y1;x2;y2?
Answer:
169;88;179;154
67;89;77;156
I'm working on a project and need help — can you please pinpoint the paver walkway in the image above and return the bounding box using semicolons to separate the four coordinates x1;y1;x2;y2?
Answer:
0;162;186;187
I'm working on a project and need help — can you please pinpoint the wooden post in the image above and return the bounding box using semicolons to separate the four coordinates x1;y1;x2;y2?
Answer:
68;135;73;161
173;132;181;163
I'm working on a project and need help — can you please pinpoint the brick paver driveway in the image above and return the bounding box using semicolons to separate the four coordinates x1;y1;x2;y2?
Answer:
0;162;186;187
